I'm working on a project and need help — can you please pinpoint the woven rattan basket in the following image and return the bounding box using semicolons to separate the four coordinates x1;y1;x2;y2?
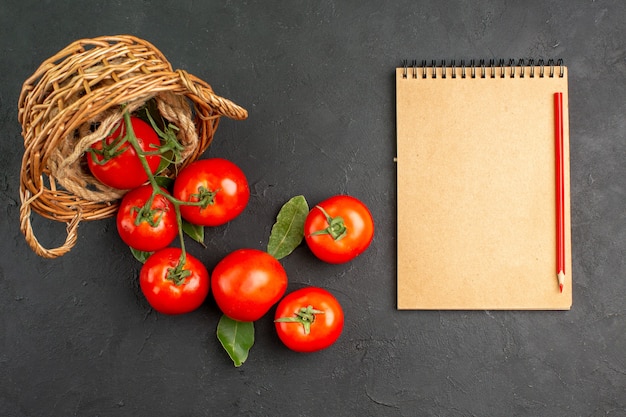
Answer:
18;35;247;259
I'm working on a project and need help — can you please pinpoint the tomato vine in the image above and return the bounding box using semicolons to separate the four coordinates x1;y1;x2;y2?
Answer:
114;108;213;284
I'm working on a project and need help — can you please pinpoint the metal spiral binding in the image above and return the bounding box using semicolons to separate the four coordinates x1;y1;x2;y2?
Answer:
401;58;564;79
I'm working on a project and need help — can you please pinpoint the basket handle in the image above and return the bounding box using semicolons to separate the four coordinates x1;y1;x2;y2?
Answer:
176;70;248;121
19;186;80;259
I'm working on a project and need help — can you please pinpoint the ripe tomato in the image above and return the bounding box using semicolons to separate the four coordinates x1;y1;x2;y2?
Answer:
304;195;374;264
211;249;288;322
87;116;161;190
140;248;210;315
116;184;178;252
274;287;344;353
173;158;250;226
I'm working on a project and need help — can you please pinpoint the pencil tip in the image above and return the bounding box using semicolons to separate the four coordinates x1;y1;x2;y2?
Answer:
557;271;565;293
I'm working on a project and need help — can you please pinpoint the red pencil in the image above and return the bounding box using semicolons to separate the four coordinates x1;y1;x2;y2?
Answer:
554;92;565;293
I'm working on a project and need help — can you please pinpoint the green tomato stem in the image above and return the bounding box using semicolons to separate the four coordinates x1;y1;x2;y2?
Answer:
122;111;161;190
87;121;130;164
308;205;347;241
190;186;220;209
275;305;325;335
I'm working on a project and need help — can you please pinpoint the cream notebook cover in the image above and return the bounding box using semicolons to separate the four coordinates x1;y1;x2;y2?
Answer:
396;60;572;310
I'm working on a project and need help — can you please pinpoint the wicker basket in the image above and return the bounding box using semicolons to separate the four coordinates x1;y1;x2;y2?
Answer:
18;35;248;258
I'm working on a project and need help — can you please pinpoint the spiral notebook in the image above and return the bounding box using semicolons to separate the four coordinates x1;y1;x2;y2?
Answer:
396;59;572;310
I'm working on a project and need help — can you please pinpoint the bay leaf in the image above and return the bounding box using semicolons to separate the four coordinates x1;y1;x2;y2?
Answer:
182;220;205;247
267;195;309;260
130;247;153;263
217;315;255;367
153;175;174;190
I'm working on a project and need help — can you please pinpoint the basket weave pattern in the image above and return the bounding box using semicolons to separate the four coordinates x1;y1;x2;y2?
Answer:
18;35;247;258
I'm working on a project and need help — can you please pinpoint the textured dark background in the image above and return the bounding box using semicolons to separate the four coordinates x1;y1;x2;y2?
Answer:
1;1;625;416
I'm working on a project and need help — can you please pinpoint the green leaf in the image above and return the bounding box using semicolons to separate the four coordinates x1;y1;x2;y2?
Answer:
182;220;206;246
130;247;153;263
217;315;255;367
267;195;309;260
136;99;165;130
154;176;174;190
155;152;173;175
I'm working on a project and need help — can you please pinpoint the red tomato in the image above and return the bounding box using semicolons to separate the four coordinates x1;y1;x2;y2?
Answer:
304;195;374;264
211;249;288;322
116;184;178;252
173;158;250;226
274;287;344;353
140;248;210;315
87;116;161;190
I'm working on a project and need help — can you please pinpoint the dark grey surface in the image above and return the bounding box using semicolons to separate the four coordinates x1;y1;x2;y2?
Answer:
1;1;625;416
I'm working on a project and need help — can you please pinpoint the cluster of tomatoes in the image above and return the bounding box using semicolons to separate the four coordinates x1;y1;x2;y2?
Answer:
86;109;374;357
